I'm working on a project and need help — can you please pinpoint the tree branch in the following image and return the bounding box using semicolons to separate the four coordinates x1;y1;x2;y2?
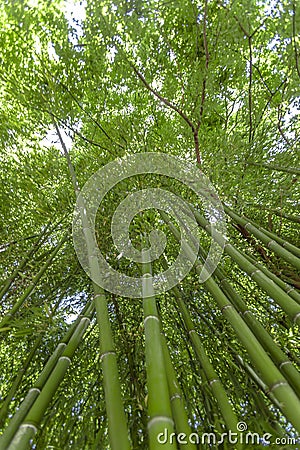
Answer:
197;0;210;132
129;63;195;130
292;1;300;78
129;62;202;165
247;162;300;175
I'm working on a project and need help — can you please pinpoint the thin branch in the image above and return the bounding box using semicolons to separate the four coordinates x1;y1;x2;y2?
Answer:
292;1;300;78
60;82;125;149
252;77;287;131
247;161;300;175
159;31;187;107
0;234;39;251
252;63;273;95
248;36;254;143
54;121;81;196
129;62;202;165
197;0;210;132
45;110;117;156
277;104;292;147
129;63;195;130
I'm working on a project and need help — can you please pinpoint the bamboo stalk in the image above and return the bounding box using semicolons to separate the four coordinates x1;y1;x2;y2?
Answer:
0;302;94;449
192;208;300;326
187;299;292;437
208;256;300;398
55;123;130;449
0;232;69;329
243;252;300;305
160;328;196;449
199;268;300;432
162;212;300;432
142;251;176;450
74;179;130;449
170;285;240;434
159;256;240;434
224;206;300;270
93;284;131;450
0;336;42;426
6;315;91;450
0;228;47;301
245;217;300;258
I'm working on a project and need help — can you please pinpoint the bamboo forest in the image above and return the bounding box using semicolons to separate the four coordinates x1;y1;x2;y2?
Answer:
0;0;300;448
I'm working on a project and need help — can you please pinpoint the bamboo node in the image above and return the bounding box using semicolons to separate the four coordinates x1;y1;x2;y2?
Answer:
100;351;116;361
286;286;294;294
221;304;233;313
292;312;300;323
268;380;288;393
188;329;196;335
267;239;276;249
279;361;292;369
29;387;41;394
219;278;228;286
250;269;261;277
147;415;174;430
144;315;159;325
59;356;72;364
20;423;38;433
209;378;219;386
170;393;181;402
81;317;91;325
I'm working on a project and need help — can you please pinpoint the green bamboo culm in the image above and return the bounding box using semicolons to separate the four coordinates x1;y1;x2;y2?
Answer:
242;252;300;305
0;231;69;329
55;124;130;450
170;285;240;436
201;276;300;433
244;213;300;258
93;284;131;450
0;336;42;427
0;302;94;449
162;211;300;432
0;226;47;301
160;332;197;450
224;205;300;267
142;249;176;450
77;191;130;449
211;261;300;398
195;245;300;398
192;208;300;326
160;254;240;436
4;314;92;450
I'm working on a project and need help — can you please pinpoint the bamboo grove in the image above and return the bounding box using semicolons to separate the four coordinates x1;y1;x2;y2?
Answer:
0;0;299;448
